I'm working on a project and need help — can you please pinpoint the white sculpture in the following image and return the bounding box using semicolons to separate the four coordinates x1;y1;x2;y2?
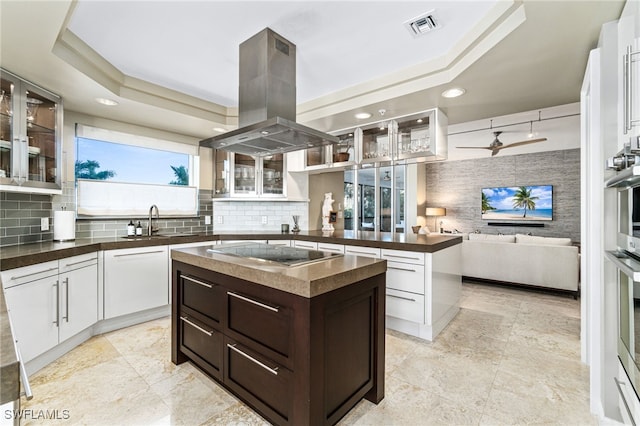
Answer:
322;192;334;231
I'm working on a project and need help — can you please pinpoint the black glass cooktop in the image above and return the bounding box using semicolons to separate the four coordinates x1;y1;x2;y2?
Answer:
207;243;342;267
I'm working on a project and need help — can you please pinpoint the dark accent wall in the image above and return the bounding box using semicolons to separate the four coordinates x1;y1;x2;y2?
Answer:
424;149;580;242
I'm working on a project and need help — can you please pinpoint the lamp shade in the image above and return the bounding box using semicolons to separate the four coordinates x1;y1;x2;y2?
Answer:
425;207;446;217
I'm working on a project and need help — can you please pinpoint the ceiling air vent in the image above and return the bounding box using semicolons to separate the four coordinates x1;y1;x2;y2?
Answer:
404;11;440;37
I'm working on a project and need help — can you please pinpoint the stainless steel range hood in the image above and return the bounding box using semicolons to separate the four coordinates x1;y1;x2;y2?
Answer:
200;28;338;156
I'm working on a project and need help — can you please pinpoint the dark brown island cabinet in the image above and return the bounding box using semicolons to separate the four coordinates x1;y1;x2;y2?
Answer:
170;248;386;426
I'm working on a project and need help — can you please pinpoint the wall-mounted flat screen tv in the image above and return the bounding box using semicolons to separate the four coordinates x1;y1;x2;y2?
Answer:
481;185;553;221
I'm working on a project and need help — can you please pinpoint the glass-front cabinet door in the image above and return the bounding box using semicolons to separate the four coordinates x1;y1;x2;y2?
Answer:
394;108;447;161
333;130;356;165
213;149;229;196
261;153;285;197
0;69;61;193
232;153;257;196
213;151;286;198
0;75;16;185
305;145;331;169
361;123;392;164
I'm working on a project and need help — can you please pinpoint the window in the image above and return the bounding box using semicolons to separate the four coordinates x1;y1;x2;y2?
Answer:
75;124;199;217
76;138;191;186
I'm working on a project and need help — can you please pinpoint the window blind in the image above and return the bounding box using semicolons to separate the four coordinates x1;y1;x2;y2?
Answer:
77;179;198;217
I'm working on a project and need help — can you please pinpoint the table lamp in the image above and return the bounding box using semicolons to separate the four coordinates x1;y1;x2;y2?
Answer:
425;207;446;233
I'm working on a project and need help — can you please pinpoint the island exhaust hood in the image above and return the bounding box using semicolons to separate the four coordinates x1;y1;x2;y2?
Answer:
199;28;338;156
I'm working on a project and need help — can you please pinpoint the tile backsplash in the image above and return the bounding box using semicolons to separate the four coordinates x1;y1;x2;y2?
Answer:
212;201;309;232
0;191;53;246
0;183;310;247
0;183;214;247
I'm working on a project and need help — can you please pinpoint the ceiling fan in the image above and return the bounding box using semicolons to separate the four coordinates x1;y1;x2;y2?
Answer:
456;131;547;156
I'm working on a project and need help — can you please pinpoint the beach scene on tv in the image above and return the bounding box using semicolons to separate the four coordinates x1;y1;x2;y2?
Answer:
481;185;553;221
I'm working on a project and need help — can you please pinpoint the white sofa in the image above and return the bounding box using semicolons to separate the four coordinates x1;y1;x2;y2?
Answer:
461;233;579;296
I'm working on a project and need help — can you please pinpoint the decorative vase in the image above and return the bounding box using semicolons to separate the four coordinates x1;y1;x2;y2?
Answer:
292;215;300;233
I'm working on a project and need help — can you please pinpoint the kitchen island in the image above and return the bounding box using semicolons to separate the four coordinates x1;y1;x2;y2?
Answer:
170;244;387;426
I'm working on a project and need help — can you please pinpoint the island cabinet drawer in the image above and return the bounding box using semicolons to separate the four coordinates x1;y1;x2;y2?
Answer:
386;288;425;323
224;338;293;425
225;289;293;367
179;273;223;326
179;315;223;380
381;249;425;265
386;261;425;294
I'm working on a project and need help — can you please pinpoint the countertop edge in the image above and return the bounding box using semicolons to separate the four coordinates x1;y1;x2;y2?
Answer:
171;249;388;298
0;232;462;271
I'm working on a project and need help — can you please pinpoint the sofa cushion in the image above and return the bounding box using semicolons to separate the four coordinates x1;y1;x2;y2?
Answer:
515;234;572;246
468;233;515;243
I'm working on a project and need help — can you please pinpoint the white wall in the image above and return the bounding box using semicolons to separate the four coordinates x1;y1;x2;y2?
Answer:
447;103;580;161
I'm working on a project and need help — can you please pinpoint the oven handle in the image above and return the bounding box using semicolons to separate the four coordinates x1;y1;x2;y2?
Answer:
606;251;640;281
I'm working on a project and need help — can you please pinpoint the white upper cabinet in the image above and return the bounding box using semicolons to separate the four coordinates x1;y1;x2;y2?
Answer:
213;151;286;198
617;2;640;150
0;68;62;194
303;108;447;172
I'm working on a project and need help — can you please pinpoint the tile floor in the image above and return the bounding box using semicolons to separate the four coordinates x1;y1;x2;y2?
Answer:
20;281;593;425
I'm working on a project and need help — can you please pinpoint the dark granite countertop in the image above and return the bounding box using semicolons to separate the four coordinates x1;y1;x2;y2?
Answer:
0;231;461;271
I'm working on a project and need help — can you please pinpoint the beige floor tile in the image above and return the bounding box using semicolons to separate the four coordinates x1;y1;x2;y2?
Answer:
19;282;590;426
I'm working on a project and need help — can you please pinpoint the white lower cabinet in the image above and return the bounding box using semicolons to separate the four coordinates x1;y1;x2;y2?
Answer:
386;288;425;323
2;252;98;362
4;274;59;362
58;261;98;342
103;246;169;319
382;245;461;341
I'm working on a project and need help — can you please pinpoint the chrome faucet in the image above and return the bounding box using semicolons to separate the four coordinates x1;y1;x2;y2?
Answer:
148;204;159;236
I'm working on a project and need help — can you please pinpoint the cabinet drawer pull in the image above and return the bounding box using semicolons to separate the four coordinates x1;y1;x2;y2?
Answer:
346;250;376;256
63;277;69;322
11;267;58;281
388;266;417;273
62;259;96;268
387;293;416;302
53;281;60;326
180;316;213;337
227;291;279;313
113;250;165;257
181;275;213;288
384;254;421;261
319;247;342;253
296;244;315;249
614;377;636;426
227;343;279;376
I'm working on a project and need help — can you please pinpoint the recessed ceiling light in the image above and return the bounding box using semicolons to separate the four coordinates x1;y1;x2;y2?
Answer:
355;112;372;120
95;97;119;106
212;127;226;133
441;88;466;98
